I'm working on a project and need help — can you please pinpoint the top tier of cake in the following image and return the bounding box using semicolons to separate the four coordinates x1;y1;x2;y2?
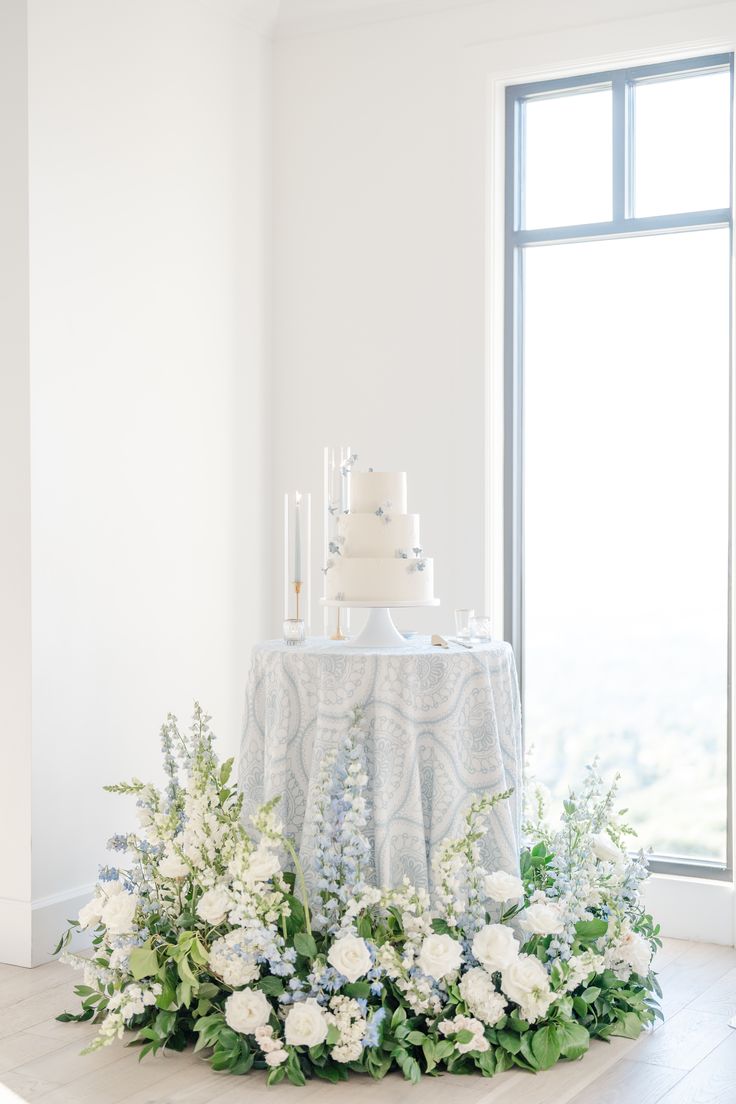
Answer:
324;469;434;605
350;471;407;515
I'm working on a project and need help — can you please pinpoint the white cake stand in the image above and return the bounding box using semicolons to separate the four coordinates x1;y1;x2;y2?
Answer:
320;599;440;648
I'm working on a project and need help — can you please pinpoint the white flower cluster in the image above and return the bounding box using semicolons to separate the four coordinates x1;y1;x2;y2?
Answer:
458;967;506;1026
604;922;653;981
255;1024;288;1068
78;881;139;936
439;1014;489;1054
325;995;367;1063
208;930;260;987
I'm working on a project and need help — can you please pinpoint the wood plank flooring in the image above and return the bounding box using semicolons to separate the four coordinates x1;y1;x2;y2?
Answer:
0;939;733;1103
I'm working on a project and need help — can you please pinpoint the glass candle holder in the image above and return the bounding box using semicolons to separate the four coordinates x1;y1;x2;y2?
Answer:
468;615;492;642
283;618;306;646
454;608;475;639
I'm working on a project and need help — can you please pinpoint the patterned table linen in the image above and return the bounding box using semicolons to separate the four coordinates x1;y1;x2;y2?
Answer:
239;637;522;893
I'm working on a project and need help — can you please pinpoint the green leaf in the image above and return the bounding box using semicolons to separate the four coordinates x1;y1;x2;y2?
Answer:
556;1021;590;1060
433;1039;454;1061
391;1006;407;1030
454;1029;474;1045
343;981;371;999
581;986;601;1003
477;1048;496;1076
220;758;234;785
326;1024;340;1046
497;1029;523;1054
530;1025;561;1070
257;976;284;996
405;1030;427;1046
431;918;453;935
129;944;159;981
575;919;608;940
357;914;373;939
572;996;589;1017
294;932;318;959
610;1011;645;1040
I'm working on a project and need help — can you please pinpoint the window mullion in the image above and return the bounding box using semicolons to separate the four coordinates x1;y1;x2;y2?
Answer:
612;70;627;222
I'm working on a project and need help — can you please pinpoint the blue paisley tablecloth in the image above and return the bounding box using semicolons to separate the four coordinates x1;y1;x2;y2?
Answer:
239;637;522;892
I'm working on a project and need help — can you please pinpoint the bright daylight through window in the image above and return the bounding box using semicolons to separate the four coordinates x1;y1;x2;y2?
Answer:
505;57;733;873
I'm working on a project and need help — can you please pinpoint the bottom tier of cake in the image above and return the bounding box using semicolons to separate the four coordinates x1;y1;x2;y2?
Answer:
325;556;435;604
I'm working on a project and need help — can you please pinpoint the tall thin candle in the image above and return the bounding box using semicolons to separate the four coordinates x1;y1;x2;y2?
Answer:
294;492;302;583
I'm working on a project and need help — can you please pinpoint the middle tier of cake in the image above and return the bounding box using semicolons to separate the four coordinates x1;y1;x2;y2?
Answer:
325;556;434;603
337;512;421;558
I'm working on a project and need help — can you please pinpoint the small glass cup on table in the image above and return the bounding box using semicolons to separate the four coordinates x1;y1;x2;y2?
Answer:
283;619;306;646
454;608;475;640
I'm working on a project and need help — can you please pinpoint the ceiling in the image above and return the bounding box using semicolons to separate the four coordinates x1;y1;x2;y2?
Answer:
231;0;488;35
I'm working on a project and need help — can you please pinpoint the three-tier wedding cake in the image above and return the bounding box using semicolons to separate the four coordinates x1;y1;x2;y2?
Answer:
324;470;435;604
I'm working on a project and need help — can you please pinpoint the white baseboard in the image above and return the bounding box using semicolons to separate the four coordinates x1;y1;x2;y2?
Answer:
644;873;735;945
0;884;94;967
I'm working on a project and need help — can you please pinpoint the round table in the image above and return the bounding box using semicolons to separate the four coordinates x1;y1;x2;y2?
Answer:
239;636;522;893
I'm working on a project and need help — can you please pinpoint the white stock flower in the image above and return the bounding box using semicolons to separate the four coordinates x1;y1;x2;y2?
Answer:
591;832;624;865
196;886;231;926
243;844;281;886
327;935;372;983
484;870;524;903
458;967;507;1026
158;845;189;879
472;923;520;973
501;953;554;1023
521;900;565;936
265;1049;288;1067
417;933;463;980
100;891;138;935
284;998;329;1048
78;896;104;930
224;988;272;1035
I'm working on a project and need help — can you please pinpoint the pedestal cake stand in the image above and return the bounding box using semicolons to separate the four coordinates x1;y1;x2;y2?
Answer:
320;599;440;648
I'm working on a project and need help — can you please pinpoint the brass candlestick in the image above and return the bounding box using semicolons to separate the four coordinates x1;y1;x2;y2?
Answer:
294;580;302;621
331;606;346;641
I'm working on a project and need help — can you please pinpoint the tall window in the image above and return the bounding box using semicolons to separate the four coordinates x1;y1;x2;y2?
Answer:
505;55;733;877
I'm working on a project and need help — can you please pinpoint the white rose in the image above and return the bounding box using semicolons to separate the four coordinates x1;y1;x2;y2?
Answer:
472;924;520;973
284;998;328;1047
458;967;507;1026
197;886;231;926
484;870;524;903
620;932;652;977
158;845;189;880
417;933;463;980
224;988;272;1035
501;954;554;1022
265;1048;288;1067
100;891;138;935
591;832;624;865
327;935;372;983
243;844;281;885
78;896;104;930
522;900;564;936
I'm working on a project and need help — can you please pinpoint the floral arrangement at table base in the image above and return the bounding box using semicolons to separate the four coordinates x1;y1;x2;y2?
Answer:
55;705;662;1086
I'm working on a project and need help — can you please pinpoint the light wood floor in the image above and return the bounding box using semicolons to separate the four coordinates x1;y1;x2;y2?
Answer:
0;939;734;1103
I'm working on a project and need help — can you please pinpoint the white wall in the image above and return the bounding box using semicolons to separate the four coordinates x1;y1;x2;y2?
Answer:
0;0;33;966
0;0;271;966
272;0;736;940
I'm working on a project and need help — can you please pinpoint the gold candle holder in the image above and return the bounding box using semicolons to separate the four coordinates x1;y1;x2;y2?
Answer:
331;606;346;641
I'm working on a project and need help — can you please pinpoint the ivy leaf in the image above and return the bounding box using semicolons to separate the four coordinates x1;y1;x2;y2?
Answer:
530;1025;561;1070
129;943;159;981
556;1021;590;1060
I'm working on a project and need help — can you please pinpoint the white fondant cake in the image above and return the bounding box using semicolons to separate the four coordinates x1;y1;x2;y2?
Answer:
325;470;434;604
